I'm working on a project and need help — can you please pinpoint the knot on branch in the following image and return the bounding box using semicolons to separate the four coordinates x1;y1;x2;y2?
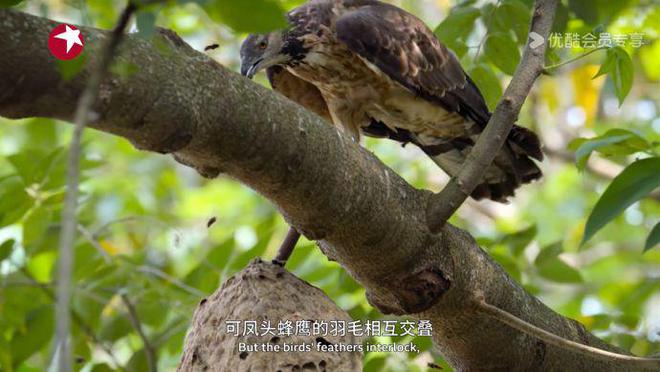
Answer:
396;268;451;313
156;131;193;154
196;165;222;179
368;268;451;315
157;28;190;50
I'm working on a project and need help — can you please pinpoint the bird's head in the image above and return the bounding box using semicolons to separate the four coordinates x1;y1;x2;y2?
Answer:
240;32;290;79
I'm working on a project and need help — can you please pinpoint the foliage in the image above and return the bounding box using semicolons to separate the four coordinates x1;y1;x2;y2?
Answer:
0;0;658;371
593;46;634;105
581;158;660;247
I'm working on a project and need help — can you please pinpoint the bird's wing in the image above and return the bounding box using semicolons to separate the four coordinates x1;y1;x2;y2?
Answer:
334;1;543;202
335;1;491;126
266;66;332;122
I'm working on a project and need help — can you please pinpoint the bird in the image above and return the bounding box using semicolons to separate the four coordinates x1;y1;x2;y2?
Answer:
240;0;544;204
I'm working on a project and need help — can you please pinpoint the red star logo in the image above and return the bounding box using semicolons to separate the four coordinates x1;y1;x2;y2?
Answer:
48;24;85;60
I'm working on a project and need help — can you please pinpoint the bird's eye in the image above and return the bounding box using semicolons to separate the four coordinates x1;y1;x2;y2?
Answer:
258;41;268;50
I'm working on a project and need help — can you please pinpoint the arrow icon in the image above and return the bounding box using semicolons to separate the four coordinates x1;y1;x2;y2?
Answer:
529;32;545;49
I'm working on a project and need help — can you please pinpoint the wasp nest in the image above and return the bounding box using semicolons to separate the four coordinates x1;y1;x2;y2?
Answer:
178;259;363;371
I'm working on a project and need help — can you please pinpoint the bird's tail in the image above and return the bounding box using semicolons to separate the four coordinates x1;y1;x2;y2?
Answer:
420;125;543;203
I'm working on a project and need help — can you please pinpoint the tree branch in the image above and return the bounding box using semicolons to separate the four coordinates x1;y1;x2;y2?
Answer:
475;296;660;370
53;3;136;371
121;294;158;372
426;0;559;232
0;9;650;370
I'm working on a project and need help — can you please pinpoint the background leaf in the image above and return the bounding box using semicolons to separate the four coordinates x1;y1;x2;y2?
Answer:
645;222;659;252
204;0;287;33
0;239;14;261
434;6;480;57
484;32;521;75
594;47;634;105
469;64;503;110
582;158;660;245
570;129;651;170
0;0;23;8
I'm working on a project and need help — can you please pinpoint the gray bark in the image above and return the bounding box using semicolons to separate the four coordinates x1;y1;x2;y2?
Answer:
0;9;643;371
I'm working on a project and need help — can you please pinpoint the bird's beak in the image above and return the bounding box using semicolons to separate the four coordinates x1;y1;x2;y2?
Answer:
241;58;263;80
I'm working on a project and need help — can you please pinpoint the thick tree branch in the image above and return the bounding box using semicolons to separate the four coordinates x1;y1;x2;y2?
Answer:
0;9;651;371
426;0;559;232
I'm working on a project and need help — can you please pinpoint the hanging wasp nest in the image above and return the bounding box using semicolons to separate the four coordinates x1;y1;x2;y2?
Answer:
178;259;363;372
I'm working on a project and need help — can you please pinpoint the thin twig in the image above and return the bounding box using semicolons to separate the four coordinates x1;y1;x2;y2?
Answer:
473;0;500;63
92;215;183;246
426;0;559;233
476;298;660;370
273;226;301;265
137;265;207;297
544;46;608;72
53;3;137;371
121;294;158;372
152;318;190;347
77;224;112;263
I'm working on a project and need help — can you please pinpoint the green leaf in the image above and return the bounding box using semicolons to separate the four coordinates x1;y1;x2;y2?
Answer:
490;251;521;282
484;32;521;75
582;158;660;245
338;270;361;292
0;0;23;7
594;47;633;106
0;176;33;228
10;306;54;368
490;0;531;43
135;291;169;327
136;10;157;39
552;2;569;32
568;0;632;27
110;61;140;79
23;207;53;247
434;6;480;56
571;129;651;170
91;363;115;372
568;0;598;25
537;257;583;283
126;348;149;372
99;315;133;342
56;51;88;81
25;119;58;149
534;242;563;266
363;355;388;372
204;0;287;33
502;225;537;257
534;242;583;284
7;147;65;187
468;64;502;110
0;239;15;261
645;222;659;252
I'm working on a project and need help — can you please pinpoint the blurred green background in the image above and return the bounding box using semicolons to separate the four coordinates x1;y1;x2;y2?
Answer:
0;0;658;371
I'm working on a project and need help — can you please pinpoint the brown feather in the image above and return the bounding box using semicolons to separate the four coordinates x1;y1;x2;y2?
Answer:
266;66;332;122
281;0;543;202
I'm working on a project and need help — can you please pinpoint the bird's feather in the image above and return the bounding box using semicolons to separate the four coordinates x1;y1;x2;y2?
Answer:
272;0;543;202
